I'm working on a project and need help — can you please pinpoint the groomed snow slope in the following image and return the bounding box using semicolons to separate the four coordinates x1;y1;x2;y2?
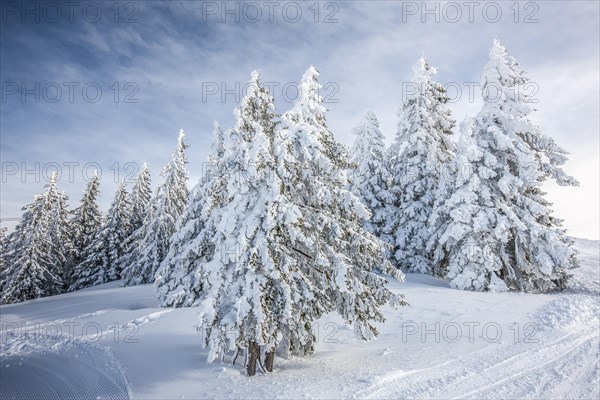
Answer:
1;239;598;399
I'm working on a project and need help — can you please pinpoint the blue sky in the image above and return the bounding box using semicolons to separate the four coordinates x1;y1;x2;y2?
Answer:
1;1;599;239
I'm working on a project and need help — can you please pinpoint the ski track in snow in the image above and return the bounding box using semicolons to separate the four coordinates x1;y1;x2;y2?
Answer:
1;333;131;400
355;239;600;400
0;306;173;400
356;329;599;399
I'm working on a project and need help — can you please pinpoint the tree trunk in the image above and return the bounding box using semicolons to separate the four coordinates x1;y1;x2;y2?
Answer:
264;350;275;372
277;331;291;359
246;341;260;376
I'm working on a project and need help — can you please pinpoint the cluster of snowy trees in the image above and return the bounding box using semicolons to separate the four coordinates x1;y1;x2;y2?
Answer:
349;40;578;292
0;39;578;375
154;69;407;375
0;131;190;304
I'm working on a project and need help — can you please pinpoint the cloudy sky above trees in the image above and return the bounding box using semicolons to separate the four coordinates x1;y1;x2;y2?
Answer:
1;1;598;239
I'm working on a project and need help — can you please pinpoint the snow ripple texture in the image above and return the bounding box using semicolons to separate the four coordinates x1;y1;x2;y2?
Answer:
0;332;131;400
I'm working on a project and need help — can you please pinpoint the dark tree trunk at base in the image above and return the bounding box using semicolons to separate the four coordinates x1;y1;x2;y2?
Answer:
246;342;260;376
264;350;275;372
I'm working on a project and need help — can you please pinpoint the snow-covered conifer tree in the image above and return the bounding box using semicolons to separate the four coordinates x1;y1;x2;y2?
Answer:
348;111;393;238
386;57;456;274
428;118;512;290
115;164;152;282
194;71;296;376
121;131;189;286
70;181;131;290
278;66;407;356
70;172;102;282
428;40;579;292
128;163;152;233
1;202;60;303
45;174;74;288
156;122;226;305
1;174;70;303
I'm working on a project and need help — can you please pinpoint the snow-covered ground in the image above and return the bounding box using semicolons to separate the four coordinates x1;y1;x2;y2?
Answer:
1;239;598;399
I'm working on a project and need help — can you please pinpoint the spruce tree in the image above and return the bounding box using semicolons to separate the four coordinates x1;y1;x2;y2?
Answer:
386;57;456;274
70;181;131;290
116;164;152;283
429;40;579;292
195;71;291;376
156;122;226;305
428;118;512;290
128;163;152;233
70;172;102;284
160;73;313;374
277;66;407;356
45;174;74;288
1;174;70;303
348;111;393;239
122;131;189;286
